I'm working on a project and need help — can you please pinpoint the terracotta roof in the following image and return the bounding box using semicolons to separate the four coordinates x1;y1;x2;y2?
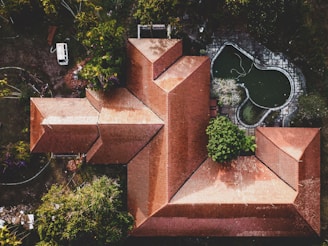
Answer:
30;98;99;153
86;88;164;164
256;127;319;161
130;129;319;236
171;156;297;204
30;38;320;237
30;89;164;164
127;40;320;236
256;127;320;235
128;38;182;80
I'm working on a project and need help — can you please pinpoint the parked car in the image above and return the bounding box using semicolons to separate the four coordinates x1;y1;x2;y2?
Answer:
56;43;69;65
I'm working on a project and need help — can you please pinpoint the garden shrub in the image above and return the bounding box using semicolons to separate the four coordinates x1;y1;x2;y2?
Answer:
0;141;30;174
292;93;328;127
0;69;51;183
206;116;256;163
0;226;22;246
211;78;241;106
133;0;180;26
0;78;22;99
79;20;126;92
36;176;134;246
79;53;121;92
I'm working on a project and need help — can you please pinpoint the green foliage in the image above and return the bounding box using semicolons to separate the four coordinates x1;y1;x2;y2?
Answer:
79;54;121;91
36;176;134;245
240;102;266;126
242;103;256;124
0;226;22;246
206;116;256;163
40;0;81;21
246;0;285;44
82;20;125;56
293;93;328;126
74;0;104;33
48;1;127;92
225;0;250;16
1;141;30;172
39;0;61;17
0;80;11;98
79;19;125;91
0;0;32;19
12;141;30;162
243;134;257;153
75;11;99;40
0;79;22;99
95;0;132;20
287;1;328;84
133;0;180;26
134;0;167;24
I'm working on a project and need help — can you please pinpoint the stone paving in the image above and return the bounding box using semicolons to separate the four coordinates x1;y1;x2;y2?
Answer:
207;31;306;135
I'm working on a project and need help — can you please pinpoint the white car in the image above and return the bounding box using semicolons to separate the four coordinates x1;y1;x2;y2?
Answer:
56;43;69;65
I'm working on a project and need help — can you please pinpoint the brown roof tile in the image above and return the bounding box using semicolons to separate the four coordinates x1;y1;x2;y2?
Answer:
30;39;320;237
30;98;99;153
256;127;319;160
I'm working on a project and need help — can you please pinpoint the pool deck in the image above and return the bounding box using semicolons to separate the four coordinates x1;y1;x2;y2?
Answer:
207;32;306;134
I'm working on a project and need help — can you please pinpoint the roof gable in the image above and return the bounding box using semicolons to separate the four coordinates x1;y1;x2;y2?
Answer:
256;127;319;161
30;38;320;237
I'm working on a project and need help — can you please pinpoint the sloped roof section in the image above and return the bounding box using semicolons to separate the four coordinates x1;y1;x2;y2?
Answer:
30;38;320;237
125;39;320;237
86;88;163;164
131;127;320;237
30;89;164;164
256;127;320;235
171;156;297;204
256;127;319;161
30;98;99;153
128;38;182;80
126;39;211;225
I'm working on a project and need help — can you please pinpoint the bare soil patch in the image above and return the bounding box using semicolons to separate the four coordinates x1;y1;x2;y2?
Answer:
0;31;76;205
0;33;69;93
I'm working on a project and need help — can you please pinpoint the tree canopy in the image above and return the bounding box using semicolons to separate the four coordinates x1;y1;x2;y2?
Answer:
36;176;134;245
133;0;180;25
206;116;256;163
293;93;328;126
78;19;125;91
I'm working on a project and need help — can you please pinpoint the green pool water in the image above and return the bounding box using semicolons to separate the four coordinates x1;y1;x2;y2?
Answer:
212;45;291;109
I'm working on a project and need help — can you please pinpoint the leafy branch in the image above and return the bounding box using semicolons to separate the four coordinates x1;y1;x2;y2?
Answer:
206;116;256;163
36;176;134;245
0;79;22;99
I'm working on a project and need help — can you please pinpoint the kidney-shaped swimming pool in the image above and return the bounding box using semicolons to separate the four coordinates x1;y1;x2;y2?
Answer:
211;42;294;127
